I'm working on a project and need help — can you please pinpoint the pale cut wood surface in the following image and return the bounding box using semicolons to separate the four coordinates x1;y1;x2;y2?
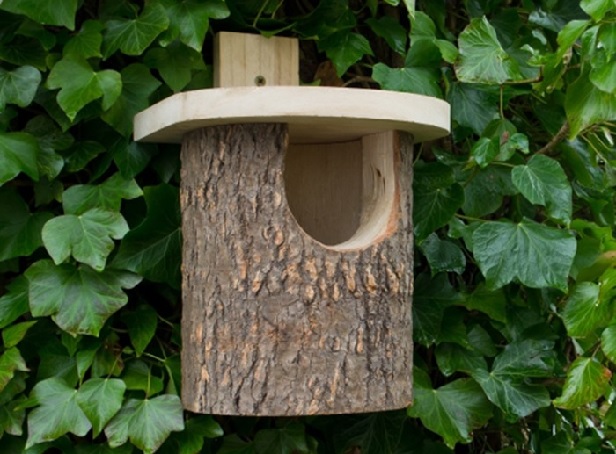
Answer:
214;32;299;87
134;86;451;144
180;124;414;415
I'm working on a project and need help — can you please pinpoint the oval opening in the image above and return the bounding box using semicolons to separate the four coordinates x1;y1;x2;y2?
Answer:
283;132;398;251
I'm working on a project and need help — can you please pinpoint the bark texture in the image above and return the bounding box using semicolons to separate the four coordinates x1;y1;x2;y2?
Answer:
180;124;414;415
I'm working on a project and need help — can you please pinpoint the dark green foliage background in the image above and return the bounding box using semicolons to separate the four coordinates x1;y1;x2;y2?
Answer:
0;0;615;452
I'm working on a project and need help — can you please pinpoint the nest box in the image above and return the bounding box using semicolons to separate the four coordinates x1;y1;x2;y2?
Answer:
135;32;450;416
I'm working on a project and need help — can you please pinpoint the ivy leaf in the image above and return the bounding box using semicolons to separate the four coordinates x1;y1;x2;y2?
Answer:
320;31;373;76
0;348;27;393
160;415;224;454
26;260;142;336
511;155;572;223
372;63;442;97
42;209;129;271
455;16;522;84
580;0;613;21
366;17;407;54
105;395;185;454
218;435;256;454
0;276;30;329
0;0;77;30
414;163;464;241
333;412;406;454
76;378;126;437
63;20;103;59
144;41;205;92
601;325;616;364
408;369;492;448
566;69;616;138
413;273;463;346
2;320;36;348
449;83;498;135
26;378;91;449
159;0;230;52
0;132;40;185
121;305;158;357
0;65;41;110
463;165;517;217
113;185;181;288
561;282;609;337
0;188;52;261
472;219;576;291
62;173;142;215
471;340;554;418
472;368;550;419
554;357;612;409
103;3;170;58
102;64;161;136
47;58;122;121
419;233;466;275
254;424;309;454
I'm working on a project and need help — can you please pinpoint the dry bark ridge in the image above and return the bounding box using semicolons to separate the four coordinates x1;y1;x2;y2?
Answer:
180;123;414;415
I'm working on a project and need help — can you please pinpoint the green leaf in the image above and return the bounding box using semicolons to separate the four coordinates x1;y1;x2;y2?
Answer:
472;368;550;419
122;305;158;357
0;65;41;110
121;360;164;396
103;3;170;58
0;348;27;393
42;209;129;271
436;343;487;377
0;188;52;261
112;141;155;179
511;155;572;223
413;273;463;346
561;282;610;337
160;0;230;52
334;412;406;454
26;378;91;448
472;219;576;291
580;0;613;21
63;20;103;59
0;132;40;185
0;0;77;30
26;260;141;336
254;424;309;454
105;395;185;454
102;64;161;136
414;163;464;241
463;165;517;217
62;173;142;215
366;17;407;54
470;138;499;168
47;58;122;121
465;284;507;323
76;378;126;437
455;16;522;84
320;31;373;76
554;357;612;409
0;276;30;329
419;233;466;275
408;369;492;448
113;185;181;288
471;340;554;418
144;41;205;92
566;69;616;138
2;320;36;348
160;415;224;454
601;324;616;364
449;83;498;135
218;435;256;454
372;63;441;97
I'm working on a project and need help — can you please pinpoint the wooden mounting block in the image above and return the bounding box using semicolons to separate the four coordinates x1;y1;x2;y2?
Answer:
134;32;451;416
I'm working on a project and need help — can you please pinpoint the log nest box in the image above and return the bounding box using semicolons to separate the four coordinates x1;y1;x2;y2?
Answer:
135;32;450;416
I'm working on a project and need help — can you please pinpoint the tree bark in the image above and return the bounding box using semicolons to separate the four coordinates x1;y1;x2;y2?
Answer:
180;124;414;415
